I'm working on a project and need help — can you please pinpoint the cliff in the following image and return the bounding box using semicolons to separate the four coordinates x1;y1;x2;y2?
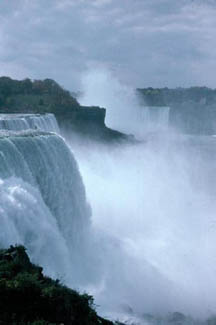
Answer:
0;76;131;142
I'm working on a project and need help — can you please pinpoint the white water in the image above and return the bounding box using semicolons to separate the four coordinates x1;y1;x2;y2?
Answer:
0;177;71;280
77;69;216;323
140;106;170;132
0;130;91;286
0;113;60;133
0;107;215;323
80;69;170;138
70;135;216;321
1;128;215;323
80;68;142;137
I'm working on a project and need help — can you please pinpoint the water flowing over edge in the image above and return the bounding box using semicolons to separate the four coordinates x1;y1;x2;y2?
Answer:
0;112;216;324
0;113;60;133
0;130;91;288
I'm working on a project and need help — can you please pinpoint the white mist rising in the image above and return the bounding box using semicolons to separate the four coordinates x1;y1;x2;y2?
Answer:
0;83;215;323
80;68;144;137
72;69;216;321
73;138;216;320
80;68;170;139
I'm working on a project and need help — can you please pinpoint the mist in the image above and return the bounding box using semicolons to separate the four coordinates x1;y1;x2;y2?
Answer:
80;68;171;140
80;68;144;137
69;69;216;322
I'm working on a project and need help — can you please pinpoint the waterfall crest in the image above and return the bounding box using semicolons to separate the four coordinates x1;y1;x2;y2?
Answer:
0;113;60;133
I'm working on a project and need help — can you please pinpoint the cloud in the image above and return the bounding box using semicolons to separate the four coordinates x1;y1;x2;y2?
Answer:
0;0;215;90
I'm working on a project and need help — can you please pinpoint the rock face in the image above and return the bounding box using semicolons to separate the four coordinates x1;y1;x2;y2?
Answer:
0;245;113;325
57;107;132;143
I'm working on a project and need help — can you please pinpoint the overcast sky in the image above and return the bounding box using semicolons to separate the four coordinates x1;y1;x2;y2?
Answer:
0;0;216;91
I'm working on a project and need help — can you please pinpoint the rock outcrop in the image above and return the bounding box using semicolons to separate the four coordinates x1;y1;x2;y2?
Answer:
0;76;131;142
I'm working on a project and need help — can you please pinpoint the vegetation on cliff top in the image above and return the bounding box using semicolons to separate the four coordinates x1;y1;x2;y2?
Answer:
0;245;114;325
0;76;132;142
0;76;81;114
1;76;215;113
137;87;216;107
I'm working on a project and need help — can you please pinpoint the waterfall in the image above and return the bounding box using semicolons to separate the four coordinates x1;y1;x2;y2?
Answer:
1;113;215;323
141;106;170;132
0;130;90;282
0;177;71;279
0;113;60;133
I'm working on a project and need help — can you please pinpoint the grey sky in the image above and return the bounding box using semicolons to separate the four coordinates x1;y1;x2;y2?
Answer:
0;0;216;91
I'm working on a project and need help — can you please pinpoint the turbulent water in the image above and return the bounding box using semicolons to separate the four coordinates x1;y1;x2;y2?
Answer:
0;128;90;284
79;70;216;323
0;112;216;324
0;113;60;133
72;134;216;323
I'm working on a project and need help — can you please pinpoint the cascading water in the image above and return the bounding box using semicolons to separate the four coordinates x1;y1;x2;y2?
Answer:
0;115;177;322
0;129;90;285
0;113;60;133
141;106;170;132
0;177;71;279
0;110;216;324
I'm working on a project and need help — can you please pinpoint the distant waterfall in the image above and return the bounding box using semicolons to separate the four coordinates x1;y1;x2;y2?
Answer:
0;113;60;133
141;106;170;132
0;130;90;281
